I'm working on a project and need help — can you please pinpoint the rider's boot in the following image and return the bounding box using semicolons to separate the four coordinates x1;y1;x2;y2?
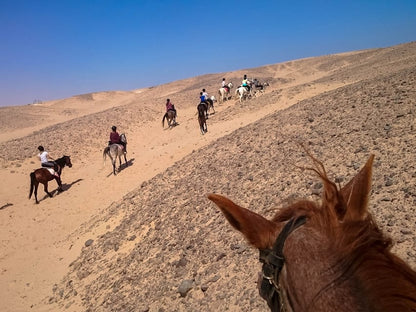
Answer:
54;164;60;176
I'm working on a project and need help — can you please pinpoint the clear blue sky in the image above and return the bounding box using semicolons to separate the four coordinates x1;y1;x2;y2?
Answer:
1;0;415;107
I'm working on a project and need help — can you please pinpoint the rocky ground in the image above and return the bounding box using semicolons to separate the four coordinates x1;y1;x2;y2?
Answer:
0;42;415;312
48;46;416;311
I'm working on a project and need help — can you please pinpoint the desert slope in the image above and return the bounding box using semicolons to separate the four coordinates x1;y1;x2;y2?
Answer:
0;42;415;312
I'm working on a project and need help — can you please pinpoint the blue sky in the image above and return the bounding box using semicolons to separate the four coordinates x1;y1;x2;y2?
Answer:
1;1;415;107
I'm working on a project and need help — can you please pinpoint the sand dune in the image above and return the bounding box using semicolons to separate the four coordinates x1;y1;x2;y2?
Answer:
0;42;415;311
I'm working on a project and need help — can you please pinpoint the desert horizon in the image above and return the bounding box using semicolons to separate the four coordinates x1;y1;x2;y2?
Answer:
1;41;415;311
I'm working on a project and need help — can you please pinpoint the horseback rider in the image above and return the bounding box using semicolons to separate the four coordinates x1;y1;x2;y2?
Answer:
200;91;206;103
222;78;229;92
165;98;177;116
109;126;126;152
202;88;213;108
202;89;209;102
37;145;59;174
199;92;209;119
242;75;250;92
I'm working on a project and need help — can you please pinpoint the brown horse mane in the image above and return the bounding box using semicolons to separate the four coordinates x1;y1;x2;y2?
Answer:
272;154;416;310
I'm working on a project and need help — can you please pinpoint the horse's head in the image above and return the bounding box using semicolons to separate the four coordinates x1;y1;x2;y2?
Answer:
120;133;127;144
228;82;233;89
208;155;416;311
64;155;72;168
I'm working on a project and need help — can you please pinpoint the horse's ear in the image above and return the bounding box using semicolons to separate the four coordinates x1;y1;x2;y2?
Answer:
340;154;374;221
207;193;276;250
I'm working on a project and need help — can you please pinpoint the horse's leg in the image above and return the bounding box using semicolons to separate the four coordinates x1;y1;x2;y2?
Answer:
44;182;53;198
124;153;128;167
34;181;39;204
55;176;63;193
199;117;204;135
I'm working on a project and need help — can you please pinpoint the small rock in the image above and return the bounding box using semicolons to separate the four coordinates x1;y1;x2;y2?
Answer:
176;257;187;268
85;239;94;247
216;253;226;261
400;229;413;235
178;279;193;297
385;178;393;187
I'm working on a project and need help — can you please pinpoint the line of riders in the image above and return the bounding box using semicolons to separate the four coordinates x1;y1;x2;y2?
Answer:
163;74;265;125
35;75;265;178
36;125;128;178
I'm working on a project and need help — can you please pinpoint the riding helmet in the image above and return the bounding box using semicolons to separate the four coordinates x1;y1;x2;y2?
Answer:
38;145;44;151
112;126;117;131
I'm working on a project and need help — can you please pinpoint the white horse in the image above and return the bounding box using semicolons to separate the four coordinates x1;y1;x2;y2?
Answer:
235;86;250;102
218;82;233;103
103;133;128;175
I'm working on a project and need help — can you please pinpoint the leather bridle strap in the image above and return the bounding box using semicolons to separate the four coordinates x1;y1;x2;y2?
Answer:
259;216;307;311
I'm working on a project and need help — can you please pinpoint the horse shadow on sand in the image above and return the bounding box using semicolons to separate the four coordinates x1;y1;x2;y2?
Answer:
106;158;135;177
38;178;84;203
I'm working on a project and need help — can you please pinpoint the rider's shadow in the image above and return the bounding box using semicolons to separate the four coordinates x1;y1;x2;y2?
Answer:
61;178;84;191
36;179;84;203
119;158;135;171
106;158;135;177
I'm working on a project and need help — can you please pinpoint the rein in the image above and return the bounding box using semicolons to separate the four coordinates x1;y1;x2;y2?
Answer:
259;216;307;311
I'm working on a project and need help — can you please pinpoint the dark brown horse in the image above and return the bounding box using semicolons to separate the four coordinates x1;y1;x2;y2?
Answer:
162;110;177;128
29;155;72;204
197;102;208;135
208;154;416;311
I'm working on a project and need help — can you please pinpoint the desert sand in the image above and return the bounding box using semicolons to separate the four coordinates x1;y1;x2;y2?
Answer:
0;42;415;311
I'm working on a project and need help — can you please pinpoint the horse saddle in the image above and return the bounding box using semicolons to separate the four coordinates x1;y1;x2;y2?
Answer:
45;168;59;177
114;144;124;151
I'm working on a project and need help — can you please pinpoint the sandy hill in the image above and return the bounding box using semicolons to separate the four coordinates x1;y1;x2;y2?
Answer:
0;42;415;312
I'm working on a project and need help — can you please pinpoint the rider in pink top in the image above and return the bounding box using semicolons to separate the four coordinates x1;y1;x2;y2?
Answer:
109;126;127;152
109;126;120;144
165;99;177;117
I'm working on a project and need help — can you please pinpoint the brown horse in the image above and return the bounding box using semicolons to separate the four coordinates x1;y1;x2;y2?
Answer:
162;110;177;128
197;102;208;135
29;155;72;204
208;154;416;311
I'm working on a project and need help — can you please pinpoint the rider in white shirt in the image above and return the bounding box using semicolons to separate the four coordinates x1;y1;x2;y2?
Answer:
37;146;58;172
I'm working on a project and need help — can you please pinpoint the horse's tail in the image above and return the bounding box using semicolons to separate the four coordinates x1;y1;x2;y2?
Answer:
103;147;109;165
29;172;35;199
162;112;167;127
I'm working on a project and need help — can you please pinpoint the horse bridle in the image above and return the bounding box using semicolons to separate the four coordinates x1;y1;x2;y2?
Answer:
259;216;307;311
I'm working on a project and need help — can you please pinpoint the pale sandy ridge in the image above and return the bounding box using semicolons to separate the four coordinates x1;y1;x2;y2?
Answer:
0;42;415;312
